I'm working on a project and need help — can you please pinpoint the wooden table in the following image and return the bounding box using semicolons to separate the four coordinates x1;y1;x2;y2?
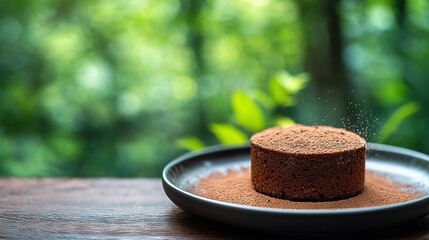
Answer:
1;179;429;239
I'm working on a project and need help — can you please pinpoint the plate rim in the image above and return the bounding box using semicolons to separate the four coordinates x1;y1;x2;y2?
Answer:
162;142;429;215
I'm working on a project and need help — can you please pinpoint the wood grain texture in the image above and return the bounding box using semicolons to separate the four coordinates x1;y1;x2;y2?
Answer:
1;178;429;239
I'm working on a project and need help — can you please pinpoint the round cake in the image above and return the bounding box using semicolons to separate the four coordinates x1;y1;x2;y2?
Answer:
250;125;366;201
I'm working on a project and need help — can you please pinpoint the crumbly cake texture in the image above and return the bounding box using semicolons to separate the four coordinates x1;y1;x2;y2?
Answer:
194;168;419;209
250;125;366;201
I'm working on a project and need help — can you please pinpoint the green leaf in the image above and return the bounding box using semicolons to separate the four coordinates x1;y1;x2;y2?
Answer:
380;102;419;142
275;117;295;127
269;77;293;106
269;71;309;106
210;123;248;145
231;91;265;132
279;72;309;94
176;136;205;151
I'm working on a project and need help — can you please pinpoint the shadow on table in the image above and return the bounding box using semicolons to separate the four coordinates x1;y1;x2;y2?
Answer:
167;208;429;239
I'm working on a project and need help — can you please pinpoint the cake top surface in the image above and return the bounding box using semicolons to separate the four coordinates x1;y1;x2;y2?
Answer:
250;125;366;155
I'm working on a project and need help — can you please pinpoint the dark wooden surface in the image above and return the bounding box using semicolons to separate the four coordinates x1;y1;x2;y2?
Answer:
1;179;429;239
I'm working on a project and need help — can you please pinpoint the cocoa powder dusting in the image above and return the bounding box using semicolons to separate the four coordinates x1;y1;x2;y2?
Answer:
250;125;365;155
194;168;420;209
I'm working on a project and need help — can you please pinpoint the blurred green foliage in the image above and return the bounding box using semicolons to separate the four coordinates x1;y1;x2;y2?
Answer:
0;0;428;177
177;71;306;149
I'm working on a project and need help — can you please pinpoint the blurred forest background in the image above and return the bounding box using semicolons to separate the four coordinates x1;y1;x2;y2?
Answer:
0;0;428;177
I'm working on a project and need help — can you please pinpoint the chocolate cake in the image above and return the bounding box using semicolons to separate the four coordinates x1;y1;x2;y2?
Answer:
250;125;366;201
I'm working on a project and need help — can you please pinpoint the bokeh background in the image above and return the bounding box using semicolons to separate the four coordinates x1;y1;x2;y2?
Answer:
0;0;428;177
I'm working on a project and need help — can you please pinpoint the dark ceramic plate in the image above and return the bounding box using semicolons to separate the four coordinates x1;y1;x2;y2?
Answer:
162;143;429;234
